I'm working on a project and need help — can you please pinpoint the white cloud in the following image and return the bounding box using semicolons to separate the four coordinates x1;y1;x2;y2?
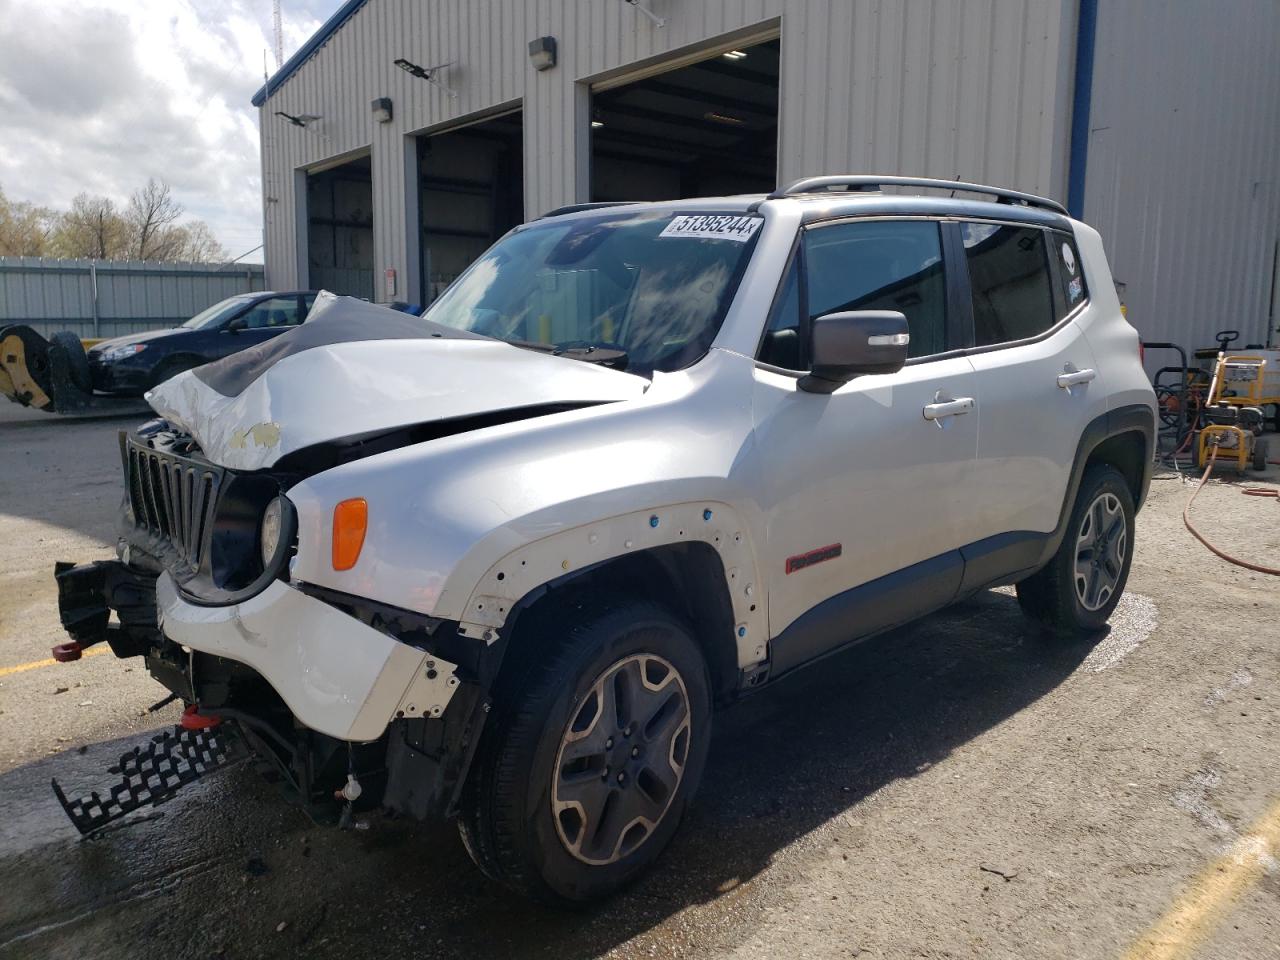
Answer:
0;0;327;259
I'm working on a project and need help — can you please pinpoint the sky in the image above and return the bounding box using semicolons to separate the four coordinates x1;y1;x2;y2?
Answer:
0;0;336;262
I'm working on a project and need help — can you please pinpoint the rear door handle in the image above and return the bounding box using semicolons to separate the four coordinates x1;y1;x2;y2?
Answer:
1057;368;1097;388
922;397;975;422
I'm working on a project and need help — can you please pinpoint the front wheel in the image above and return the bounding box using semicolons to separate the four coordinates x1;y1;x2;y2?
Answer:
1016;464;1135;637
457;597;711;904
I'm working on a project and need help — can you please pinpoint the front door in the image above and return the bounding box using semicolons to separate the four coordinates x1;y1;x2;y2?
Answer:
752;218;982;664
216;295;305;359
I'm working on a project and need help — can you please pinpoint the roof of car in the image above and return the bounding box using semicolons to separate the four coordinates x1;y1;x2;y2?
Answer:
537;178;1074;232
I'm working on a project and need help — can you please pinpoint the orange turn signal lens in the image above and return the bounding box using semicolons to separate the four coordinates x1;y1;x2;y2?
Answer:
332;498;368;571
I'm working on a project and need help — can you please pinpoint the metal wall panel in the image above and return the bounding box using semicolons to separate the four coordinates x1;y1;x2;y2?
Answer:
1086;0;1280;353
259;0;1074;296
0;259;266;338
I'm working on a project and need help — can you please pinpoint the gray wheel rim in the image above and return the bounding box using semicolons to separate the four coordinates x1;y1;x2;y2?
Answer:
551;653;691;866
1074;492;1126;612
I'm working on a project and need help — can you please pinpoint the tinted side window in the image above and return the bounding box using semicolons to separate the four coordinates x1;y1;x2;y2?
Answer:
1052;232;1088;317
758;255;803;369
803;220;947;358
239;296;303;330
962;223;1054;346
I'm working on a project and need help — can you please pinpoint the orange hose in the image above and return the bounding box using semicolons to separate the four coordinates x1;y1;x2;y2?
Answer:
1183;446;1280;576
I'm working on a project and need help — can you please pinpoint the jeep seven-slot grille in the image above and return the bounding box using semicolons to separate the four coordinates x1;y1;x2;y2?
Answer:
125;439;222;568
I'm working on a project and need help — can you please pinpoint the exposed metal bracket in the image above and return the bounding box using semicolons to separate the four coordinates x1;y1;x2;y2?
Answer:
623;0;667;28
394;654;461;719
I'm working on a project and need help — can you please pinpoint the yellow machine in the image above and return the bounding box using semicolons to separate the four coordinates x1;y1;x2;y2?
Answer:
0;325;147;415
1195;351;1270;472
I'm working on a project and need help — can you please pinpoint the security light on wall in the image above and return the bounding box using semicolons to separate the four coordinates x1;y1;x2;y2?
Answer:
394;57;458;98
371;97;393;122
528;36;557;71
622;0;666;28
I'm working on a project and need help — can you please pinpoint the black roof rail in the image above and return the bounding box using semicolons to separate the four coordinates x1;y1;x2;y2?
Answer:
537;201;640;220
766;175;1068;215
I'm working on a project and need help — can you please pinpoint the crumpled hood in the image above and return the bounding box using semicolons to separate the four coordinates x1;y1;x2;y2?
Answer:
144;294;648;470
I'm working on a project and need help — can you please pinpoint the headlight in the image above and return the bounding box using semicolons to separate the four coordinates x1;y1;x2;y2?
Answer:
260;497;285;568
100;343;147;362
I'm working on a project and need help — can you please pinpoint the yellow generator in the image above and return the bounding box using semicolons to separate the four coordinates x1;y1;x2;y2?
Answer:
1195;350;1270;472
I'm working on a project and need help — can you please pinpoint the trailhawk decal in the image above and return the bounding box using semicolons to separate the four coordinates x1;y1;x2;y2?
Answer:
786;543;843;575
658;215;763;243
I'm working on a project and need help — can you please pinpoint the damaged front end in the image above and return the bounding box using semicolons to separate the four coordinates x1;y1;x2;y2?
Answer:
50;417;502;835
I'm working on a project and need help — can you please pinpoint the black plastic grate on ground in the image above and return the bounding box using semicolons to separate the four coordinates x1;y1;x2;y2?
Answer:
52;725;245;836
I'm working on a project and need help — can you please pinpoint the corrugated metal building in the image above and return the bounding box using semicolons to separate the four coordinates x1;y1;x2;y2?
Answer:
255;0;1280;352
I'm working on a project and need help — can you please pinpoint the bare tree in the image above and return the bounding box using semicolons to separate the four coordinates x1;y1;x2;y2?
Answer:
0;185;56;256
6;180;231;263
49;193;128;259
127;178;184;260
169;221;228;263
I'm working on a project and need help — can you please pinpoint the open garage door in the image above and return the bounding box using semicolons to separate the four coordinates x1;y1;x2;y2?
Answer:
306;155;374;299
417;110;524;305
591;38;779;202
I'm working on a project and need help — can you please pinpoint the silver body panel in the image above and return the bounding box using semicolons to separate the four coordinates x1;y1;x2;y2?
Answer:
143;196;1156;742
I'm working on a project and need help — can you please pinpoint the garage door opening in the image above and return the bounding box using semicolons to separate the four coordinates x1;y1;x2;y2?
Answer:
591;38;779;202
306;154;374;299
417;109;524;305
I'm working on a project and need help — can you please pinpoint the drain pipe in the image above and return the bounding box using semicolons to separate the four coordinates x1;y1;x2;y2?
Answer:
1066;0;1099;220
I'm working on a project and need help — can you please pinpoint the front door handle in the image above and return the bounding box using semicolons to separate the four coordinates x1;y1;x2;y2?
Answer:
1057;367;1097;388
922;396;975;422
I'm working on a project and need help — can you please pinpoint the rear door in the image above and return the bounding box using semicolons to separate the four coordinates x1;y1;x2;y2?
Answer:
961;222;1105;575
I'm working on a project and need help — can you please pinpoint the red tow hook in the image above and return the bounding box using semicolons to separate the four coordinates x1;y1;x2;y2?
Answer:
181;704;222;730
51;642;83;662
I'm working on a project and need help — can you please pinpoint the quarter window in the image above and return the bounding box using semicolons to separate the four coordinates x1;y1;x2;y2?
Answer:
1053;232;1088;317
961;223;1055;346
802;220;947;359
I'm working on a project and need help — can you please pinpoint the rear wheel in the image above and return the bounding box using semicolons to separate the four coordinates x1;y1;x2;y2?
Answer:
458;597;711;904
1253;437;1268;472
1016;464;1135;637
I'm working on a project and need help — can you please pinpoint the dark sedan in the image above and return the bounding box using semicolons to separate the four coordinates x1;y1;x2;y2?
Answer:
87;291;319;395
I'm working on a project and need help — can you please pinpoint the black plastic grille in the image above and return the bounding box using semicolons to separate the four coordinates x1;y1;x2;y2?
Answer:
124;438;222;568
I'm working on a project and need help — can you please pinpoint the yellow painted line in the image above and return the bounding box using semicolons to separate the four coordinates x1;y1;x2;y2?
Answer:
0;645;110;678
1122;798;1280;960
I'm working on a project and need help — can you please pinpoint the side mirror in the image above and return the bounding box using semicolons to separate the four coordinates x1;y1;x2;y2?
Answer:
225;316;247;334
798;310;910;394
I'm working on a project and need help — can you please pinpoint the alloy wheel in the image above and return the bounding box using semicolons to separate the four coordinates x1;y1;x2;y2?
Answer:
1074;491;1127;612
551;653;691;866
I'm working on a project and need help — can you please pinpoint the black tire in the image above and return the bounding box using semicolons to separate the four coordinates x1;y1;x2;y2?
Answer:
1016;464;1135;638
1253;437;1268;472
49;331;92;393
457;596;712;905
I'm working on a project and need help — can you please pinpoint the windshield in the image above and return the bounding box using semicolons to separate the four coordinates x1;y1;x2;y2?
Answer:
182;295;256;330
423;210;762;374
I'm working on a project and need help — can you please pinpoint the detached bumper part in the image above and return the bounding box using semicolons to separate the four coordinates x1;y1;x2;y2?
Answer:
155;573;461;742
54;560;159;660
52;723;246;836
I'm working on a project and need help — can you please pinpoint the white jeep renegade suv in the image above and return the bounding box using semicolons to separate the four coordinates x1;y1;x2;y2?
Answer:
54;176;1155;903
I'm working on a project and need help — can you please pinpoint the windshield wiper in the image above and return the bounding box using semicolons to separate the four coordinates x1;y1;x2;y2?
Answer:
553;341;629;370
497;337;629;370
